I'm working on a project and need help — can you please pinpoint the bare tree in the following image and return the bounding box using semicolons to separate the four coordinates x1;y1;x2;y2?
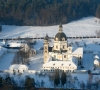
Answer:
12;43;35;64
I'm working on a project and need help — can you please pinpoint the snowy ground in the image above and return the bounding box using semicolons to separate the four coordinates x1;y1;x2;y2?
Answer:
0;53;14;70
0;17;100;88
0;17;100;39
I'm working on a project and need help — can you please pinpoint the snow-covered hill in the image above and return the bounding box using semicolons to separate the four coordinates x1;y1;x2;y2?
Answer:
0;17;100;38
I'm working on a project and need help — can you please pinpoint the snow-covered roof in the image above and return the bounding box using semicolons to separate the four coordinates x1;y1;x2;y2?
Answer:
0;40;5;46
94;59;99;65
43;61;77;68
94;55;99;59
5;42;21;47
9;64;28;70
72;47;83;55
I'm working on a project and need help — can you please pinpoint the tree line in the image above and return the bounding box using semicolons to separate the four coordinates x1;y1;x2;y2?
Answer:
0;0;100;26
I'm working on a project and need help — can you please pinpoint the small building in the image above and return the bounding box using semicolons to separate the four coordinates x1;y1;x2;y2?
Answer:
4;41;22;49
9;64;28;74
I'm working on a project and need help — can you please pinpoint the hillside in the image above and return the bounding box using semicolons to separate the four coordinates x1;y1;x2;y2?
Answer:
0;0;100;25
0;17;100;38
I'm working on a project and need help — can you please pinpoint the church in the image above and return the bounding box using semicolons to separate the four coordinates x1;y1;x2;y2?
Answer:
42;24;83;73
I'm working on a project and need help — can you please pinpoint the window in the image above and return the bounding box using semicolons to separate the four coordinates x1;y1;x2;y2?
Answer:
62;37;65;41
54;55;56;58
56;45;58;49
18;70;19;73
61;64;63;66
56;38;58;41
45;46;47;49
45;50;47;53
63;45;65;49
64;55;66;58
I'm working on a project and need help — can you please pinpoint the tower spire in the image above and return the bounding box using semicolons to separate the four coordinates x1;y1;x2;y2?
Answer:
59;23;63;32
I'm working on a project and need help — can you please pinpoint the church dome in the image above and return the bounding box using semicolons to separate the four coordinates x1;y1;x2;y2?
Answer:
54;32;67;41
54;23;67;41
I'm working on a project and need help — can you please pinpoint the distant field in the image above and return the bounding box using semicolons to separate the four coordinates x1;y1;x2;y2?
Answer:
0;17;100;39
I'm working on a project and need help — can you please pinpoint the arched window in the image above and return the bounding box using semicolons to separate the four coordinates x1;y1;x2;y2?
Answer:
56;45;58;49
56;38;58;41
45;46;47;49
62;37;65;41
45;50;47;53
54;55;56;58
63;45;65;49
64;55;66;58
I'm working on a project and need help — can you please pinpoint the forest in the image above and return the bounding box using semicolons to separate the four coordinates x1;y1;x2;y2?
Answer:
0;0;100;26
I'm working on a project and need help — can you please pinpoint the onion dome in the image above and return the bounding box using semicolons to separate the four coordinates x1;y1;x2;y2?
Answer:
54;23;67;41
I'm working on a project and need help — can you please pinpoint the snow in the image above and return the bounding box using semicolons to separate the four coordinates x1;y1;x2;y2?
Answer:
72;47;83;55
5;42;21;47
43;60;77;68
94;59;99;65
33;40;43;50
0;46;7;56
0;17;100;38
94;55;99;59
0;17;100;89
0;53;14;70
9;64;28;70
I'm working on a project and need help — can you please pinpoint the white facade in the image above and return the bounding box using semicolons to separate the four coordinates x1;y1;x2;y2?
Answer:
43;24;83;72
43;60;77;73
9;64;28;74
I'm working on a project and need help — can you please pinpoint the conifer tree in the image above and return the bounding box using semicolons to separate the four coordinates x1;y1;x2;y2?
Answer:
24;77;35;90
96;4;100;19
54;69;60;87
61;70;66;87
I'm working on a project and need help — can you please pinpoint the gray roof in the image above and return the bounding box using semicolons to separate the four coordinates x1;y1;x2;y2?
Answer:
54;32;67;41
44;34;49;40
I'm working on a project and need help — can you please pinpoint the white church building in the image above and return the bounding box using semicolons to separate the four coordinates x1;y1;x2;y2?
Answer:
42;24;83;73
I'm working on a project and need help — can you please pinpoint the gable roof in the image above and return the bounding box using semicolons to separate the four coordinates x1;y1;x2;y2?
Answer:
72;47;83;55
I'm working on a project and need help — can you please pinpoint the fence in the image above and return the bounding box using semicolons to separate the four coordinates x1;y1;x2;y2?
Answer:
0;36;100;41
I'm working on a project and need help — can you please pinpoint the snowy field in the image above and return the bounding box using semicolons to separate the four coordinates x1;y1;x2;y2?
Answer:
0;17;100;88
0;17;100;38
0;53;14;70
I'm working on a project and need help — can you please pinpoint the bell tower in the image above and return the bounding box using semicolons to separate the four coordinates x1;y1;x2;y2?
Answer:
44;34;49;63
